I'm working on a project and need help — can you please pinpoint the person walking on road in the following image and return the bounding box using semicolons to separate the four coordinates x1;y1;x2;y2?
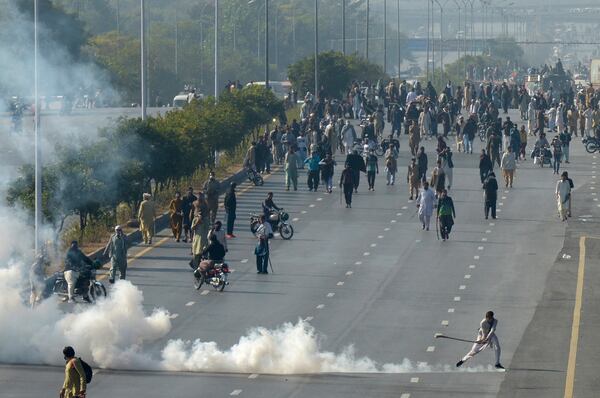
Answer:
194;193;210;251
430;159;446;197
551;136;563;175
340;164;355;208
519;125;528;161
564;171;574;217
203;171;220;224
483;172;499;219
559;129;571;164
366;150;379;191
417;146;428;183
103;225;129;283
437;189;456;241
254;215;273;274
556;171;571;221
479;149;493;183
304;151;321;192
487;132;502;169
456;311;504;369
407;158;420;200
319;153;336;193
341;120;357;155
284;147;299;191
181;187;197;243
138;193;155;245
500;147;516;188
345;149;366;193
169;192;183;242
409;120;420;156
416;181;436;231
463;115;477;154
60;346;86;398
224;182;237;238
385;150;397;186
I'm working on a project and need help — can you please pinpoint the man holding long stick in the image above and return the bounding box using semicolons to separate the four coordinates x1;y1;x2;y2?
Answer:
456;311;504;369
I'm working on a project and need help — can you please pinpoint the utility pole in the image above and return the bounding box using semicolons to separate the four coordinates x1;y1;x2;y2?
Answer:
141;0;146;120
397;0;400;79
342;0;346;54
175;0;178;79
383;0;387;74
427;0;430;80
315;0;319;97
265;0;269;88
34;0;42;253
366;0;369;59
215;0;219;97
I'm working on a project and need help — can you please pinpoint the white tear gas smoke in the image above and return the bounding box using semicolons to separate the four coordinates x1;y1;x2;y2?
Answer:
0;271;496;374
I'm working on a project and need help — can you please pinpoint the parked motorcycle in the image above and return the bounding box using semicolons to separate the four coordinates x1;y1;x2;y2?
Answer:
51;263;107;302
193;262;230;291
246;168;264;186
250;209;294;240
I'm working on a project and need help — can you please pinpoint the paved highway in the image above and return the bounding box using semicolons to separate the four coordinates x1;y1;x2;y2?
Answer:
1;110;599;397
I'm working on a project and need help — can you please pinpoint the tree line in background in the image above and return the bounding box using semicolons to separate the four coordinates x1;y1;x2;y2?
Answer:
5;0;412;105
6;86;285;242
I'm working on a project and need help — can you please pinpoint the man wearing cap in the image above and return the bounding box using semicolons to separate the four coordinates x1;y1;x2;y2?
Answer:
103;225;129;283
138;193;155;244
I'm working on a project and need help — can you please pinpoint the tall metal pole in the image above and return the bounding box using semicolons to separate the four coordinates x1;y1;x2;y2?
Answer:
175;0;179;79
34;0;41;253
431;0;435;79
434;0;444;84
383;0;387;74
292;2;296;59
366;0;369;59
426;0;430;81
265;0;269;88
342;0;346;54
214;0;219;97
397;0;400;79
141;0;146;120
315;0;319;97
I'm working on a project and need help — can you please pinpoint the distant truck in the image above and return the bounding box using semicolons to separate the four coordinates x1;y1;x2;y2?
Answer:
246;81;292;100
591;59;600;88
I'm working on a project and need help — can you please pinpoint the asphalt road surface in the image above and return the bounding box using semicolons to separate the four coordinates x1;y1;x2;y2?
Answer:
1;109;599;398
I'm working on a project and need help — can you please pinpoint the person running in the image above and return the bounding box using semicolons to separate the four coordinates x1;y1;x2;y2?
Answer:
456;311;504;369
556;171;571;221
483;172;499;219
500;147;517;188
340;164;355;208
407;158;420;200
366;150;379;191
416;181;436;231
430;159;446;197
437;189;456;241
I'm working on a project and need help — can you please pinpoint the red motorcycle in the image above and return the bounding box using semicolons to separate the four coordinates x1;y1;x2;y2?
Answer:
193;262;230;291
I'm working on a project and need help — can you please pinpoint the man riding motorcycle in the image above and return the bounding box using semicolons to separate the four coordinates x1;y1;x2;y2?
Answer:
262;192;281;224
195;234;226;280
64;241;94;303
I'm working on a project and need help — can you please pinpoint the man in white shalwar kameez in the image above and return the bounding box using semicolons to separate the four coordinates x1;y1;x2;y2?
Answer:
556;171;571;221
416;181;436;231
456;311;504;369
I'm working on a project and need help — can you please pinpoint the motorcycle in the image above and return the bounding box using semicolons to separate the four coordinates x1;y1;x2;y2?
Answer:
246;168;264;186
582;136;599;154
250;209;294;240
51;263;107;302
193;262;230;291
531;146;552;167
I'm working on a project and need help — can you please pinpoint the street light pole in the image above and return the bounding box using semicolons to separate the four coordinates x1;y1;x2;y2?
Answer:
175;0;178;79
427;0;431;80
397;0;400;79
34;0;42;253
140;0;146;120
265;0;269;88
434;0;444;84
342;0;346;54
315;0;319;97
383;0;387;74
366;0;369;59
214;0;219;97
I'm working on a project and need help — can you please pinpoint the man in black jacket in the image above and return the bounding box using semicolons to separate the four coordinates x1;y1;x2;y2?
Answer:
483;172;499;219
345;150;366;193
224;182;237;238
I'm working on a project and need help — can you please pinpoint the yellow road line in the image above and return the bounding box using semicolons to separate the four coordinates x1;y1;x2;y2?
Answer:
564;236;586;398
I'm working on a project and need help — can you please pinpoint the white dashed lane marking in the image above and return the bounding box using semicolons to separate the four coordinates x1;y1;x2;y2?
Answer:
346;271;354;276
326;292;335;298
316;304;325;309
454;296;461;301
489;222;495;226
478;246;484;250
309;204;315;208
169;313;179;319
401;394;411;398
481;238;487;242
384;227;391;231
337;281;345;286
305;316;314;321
459;285;466;290
230;390;242;396
316;197;323;201
464;274;471;279
474;255;480;260
248;374;259;379
301;210;307;214
201;290;210;296
448;308;455;313
378;235;384;239
485;230;492;233
469;265;476;269
241;259;248;263
410;377;420;383
370;243;377;247
441;320;449;326
354;261;362;265
185;301;195;306
402;206;408;209
391;220;397;223
292;217;299;222
363;252;370;256
426;346;435;352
